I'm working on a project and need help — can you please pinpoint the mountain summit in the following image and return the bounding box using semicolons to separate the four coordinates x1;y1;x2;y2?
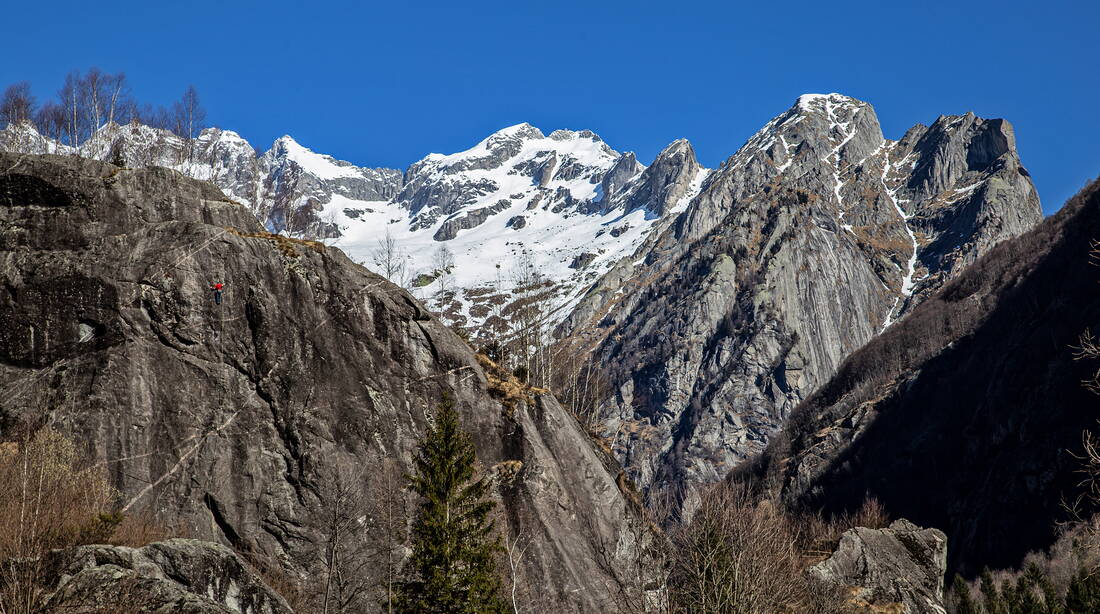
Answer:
556;93;1041;506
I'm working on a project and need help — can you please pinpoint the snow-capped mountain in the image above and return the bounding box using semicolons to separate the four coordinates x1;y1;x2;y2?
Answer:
0;118;707;333
328;123;707;328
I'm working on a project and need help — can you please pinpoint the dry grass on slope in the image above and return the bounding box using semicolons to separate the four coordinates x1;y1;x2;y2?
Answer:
474;353;547;415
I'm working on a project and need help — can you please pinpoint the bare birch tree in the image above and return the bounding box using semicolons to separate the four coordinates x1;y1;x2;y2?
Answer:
371;229;409;286
433;244;455;297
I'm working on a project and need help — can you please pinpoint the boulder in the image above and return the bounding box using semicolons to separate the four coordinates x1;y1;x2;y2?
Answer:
810;519;948;614
45;539;291;614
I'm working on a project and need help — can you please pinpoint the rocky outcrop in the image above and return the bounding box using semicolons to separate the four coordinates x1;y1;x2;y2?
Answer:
749;177;1100;575
600;151;644;206
0;152;660;612
44;539;292;614
811;520;948;614
558;94;1042;508
613;139;706;217
432;200;511;240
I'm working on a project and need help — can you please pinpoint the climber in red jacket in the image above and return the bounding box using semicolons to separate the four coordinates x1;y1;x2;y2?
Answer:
211;282;224;305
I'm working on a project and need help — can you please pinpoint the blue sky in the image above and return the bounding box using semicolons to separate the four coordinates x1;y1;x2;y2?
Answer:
2;0;1095;213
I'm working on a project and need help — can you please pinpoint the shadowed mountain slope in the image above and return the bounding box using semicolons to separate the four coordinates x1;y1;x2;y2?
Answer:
746;176;1100;575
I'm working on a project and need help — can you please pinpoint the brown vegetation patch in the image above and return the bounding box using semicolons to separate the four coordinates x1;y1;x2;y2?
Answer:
223;227;324;258
491;460;524;484
849;225;915;258
475;353;546;415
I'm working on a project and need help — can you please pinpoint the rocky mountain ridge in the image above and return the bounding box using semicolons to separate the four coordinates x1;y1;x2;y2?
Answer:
556;93;1042;507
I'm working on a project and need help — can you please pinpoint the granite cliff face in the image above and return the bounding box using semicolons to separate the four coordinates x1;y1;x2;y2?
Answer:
557;94;1042;504
0;152;659;612
747;177;1100;575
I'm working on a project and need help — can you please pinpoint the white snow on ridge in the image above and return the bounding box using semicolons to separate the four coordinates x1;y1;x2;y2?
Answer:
272;136;364;180
409;123;622;205
880;142;920;332
797;92;857;111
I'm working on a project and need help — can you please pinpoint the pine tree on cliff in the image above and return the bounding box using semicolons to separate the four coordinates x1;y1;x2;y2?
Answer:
394;396;506;614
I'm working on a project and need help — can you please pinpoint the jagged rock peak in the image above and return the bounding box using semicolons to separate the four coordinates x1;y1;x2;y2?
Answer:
600;150;644;200
612;138;707;217
655;138;698;162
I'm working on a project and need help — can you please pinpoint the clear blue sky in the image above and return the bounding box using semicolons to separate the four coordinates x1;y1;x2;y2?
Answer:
2;0;1096;213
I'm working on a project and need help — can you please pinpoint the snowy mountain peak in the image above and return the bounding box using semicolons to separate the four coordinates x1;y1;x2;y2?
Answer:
496;122;544;139
795;92;864;111
196;127;251;147
265;135;367;181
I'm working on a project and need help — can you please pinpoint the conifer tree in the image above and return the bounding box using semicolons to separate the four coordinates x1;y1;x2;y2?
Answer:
394;396;506;614
1066;569;1100;614
981;568;1008;614
953;575;982;614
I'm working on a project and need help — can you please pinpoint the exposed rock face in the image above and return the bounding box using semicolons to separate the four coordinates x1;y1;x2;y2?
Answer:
558;94;1042;506
0;153;659;612
44;539;292;614
600;151;644;204
613;139;706;218
432;200;512;241
750;178;1100;575
811;520;948;614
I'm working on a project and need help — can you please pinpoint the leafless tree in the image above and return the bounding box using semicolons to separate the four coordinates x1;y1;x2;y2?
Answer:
1065;240;1100;563
501;530;531;614
433;244;455;297
58;70;82;147
104;72;129;127
79;67;107;145
33;102;65;146
508;250;555;387
173;85;207;161
371;229;409;286
362;459;410;613
300;469;375;614
0;82;36;128
0;427;118;614
667;482;808;614
552;342;607;431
